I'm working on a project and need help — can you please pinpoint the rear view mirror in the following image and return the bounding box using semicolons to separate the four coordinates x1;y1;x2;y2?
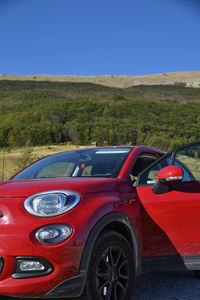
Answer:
153;166;183;194
156;165;183;183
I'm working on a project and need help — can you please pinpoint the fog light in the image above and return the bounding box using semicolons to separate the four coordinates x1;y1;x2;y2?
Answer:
35;224;72;245
19;261;45;271
12;256;53;279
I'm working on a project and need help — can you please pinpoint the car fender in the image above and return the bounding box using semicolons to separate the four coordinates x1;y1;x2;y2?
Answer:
79;211;141;279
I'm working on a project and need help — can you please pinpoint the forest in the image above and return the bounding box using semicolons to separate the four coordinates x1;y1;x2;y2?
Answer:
1;80;200;151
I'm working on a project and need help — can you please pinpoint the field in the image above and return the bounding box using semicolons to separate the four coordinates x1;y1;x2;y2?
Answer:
0;144;86;180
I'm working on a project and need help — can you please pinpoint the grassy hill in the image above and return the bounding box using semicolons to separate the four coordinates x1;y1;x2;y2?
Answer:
0;79;200;158
1;71;200;88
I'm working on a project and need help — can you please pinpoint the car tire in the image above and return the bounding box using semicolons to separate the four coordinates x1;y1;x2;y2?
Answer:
80;230;136;300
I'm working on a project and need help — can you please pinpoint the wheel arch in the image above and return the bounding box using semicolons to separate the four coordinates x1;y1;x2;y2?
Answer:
79;212;141;278
45;212;141;299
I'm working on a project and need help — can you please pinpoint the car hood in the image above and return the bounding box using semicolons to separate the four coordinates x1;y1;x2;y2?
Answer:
0;177;117;198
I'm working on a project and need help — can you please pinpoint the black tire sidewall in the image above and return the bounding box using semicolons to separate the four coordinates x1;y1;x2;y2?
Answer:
84;231;136;300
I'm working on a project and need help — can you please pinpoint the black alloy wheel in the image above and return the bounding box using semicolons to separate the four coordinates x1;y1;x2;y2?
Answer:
82;231;136;300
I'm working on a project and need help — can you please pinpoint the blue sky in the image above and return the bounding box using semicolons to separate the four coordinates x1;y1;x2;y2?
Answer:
0;0;200;76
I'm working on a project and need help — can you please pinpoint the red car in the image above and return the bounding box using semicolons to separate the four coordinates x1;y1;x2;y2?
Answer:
1;141;200;299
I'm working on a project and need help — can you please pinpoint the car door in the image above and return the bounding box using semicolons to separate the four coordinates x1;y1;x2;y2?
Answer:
136;141;200;260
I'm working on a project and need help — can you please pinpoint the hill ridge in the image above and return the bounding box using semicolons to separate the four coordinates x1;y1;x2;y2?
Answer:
1;71;200;88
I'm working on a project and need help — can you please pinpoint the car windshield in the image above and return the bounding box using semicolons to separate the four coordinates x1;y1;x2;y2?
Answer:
12;147;133;179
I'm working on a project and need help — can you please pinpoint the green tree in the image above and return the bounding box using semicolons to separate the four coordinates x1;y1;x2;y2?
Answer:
16;147;35;171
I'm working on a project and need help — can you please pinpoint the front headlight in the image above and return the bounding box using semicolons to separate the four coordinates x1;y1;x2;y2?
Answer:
24;190;80;217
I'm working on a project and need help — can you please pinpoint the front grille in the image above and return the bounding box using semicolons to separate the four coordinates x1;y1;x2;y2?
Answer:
0;257;4;274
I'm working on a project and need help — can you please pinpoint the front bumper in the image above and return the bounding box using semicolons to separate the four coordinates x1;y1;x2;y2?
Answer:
0;197;85;298
0;254;82;298
44;273;85;298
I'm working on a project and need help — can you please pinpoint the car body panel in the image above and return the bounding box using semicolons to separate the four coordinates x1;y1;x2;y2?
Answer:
137;181;200;257
0;177;117;197
136;141;200;258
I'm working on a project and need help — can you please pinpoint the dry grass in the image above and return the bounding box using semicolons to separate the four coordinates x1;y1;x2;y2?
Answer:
0;71;200;88
0;144;87;180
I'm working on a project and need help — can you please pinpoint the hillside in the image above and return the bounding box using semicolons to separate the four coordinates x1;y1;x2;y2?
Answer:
0;80;200;152
0;71;200;88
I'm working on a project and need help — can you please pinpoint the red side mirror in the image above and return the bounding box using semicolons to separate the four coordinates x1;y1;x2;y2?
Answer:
156;165;183;183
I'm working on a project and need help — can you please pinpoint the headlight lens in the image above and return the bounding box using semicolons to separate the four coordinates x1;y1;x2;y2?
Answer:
24;190;80;217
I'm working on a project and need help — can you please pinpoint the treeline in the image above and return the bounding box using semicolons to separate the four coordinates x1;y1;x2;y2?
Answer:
1;80;200;151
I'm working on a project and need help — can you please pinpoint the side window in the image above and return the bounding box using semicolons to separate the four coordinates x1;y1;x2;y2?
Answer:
138;154;172;185
131;153;158;185
175;143;200;181
174;160;193;182
138;145;196;186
